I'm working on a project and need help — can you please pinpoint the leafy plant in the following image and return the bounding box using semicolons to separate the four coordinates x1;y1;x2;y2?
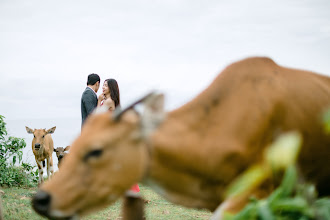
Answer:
223;132;330;220
0;115;38;187
224;166;330;220
322;109;330;134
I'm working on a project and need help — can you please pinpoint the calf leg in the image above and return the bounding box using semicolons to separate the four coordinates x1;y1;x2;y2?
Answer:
36;160;44;186
47;157;54;180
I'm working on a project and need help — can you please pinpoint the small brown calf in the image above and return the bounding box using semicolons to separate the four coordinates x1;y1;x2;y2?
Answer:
54;146;70;168
26;126;56;186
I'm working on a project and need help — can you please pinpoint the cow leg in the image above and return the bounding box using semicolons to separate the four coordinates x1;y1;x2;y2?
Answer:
36;160;44;186
122;191;145;220
47;157;54;179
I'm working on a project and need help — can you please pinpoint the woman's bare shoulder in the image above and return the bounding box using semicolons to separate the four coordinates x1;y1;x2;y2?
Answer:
104;98;115;111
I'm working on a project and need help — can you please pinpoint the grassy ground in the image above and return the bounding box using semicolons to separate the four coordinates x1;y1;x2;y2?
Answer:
1;185;212;220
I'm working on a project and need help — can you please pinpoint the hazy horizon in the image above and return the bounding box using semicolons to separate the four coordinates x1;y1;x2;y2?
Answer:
1;0;330;170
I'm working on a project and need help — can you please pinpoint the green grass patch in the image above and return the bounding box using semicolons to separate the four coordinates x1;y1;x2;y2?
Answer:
1;185;212;220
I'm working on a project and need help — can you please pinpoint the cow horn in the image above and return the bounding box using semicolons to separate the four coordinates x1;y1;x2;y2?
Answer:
112;91;156;121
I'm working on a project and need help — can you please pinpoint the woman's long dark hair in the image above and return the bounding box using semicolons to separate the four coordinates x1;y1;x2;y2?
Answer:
106;79;120;108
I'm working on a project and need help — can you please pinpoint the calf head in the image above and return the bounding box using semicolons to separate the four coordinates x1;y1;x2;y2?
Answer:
26;126;56;151
54;146;70;166
32;93;164;219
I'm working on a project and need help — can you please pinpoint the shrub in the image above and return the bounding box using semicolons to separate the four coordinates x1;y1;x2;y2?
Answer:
0;115;38;187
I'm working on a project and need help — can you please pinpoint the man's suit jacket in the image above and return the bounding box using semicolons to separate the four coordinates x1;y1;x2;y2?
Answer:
81;87;98;126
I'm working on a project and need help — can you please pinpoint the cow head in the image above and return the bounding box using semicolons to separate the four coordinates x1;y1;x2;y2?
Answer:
32;92;165;219
54;146;70;165
26;126;56;151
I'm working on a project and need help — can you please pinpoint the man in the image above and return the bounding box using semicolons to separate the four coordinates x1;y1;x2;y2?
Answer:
81;73;100;126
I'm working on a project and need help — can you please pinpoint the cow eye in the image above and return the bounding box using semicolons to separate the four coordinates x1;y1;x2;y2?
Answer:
84;149;103;161
33;135;35;138
42;135;45;138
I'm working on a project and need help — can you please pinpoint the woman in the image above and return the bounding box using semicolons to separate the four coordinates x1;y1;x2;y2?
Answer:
98;78;140;193
98;78;120;111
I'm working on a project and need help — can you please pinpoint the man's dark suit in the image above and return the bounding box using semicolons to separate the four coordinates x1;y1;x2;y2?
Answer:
81;87;98;126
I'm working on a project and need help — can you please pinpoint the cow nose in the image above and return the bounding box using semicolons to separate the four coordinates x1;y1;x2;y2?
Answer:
32;190;51;216
59;155;64;159
35;143;41;148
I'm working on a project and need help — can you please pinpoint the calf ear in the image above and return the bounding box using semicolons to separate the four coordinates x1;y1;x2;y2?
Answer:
47;126;56;134
64;145;71;151
141;93;165;138
25;126;34;134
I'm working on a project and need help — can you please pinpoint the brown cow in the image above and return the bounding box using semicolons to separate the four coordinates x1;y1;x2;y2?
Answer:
26;126;56;186
54;145;70;168
32;57;330;219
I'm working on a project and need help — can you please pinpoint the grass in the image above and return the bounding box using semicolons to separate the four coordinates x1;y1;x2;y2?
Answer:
1;187;43;220
0;185;212;220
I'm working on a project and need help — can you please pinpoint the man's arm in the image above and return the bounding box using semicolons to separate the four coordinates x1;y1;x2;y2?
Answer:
83;91;97;116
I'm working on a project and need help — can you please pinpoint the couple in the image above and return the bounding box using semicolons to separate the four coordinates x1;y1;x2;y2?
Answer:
81;73;120;125
80;73;140;193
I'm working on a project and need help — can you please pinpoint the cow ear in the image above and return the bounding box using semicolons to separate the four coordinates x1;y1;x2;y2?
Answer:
25;126;34;134
141;93;165;138
64;145;71;151
47;126;56;134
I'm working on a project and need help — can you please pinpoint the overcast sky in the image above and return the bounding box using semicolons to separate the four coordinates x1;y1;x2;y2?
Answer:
1;0;330;167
